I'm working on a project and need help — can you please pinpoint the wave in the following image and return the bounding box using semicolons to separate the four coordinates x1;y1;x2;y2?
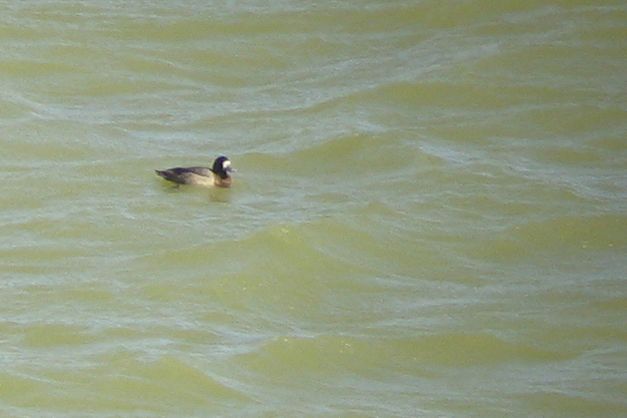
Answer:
0;355;251;416
236;332;568;378
464;214;627;269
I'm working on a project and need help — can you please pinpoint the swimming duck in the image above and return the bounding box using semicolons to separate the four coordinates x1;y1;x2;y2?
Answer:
155;156;234;187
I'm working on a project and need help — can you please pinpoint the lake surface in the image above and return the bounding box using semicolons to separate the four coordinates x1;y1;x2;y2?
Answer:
1;1;626;417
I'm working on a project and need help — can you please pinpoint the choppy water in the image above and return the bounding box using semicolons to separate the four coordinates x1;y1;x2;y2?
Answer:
1;1;626;417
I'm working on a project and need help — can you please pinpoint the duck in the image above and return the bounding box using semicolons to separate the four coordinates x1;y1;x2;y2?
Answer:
155;155;234;188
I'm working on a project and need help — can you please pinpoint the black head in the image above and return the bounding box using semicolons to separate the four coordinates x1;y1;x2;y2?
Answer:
211;156;233;179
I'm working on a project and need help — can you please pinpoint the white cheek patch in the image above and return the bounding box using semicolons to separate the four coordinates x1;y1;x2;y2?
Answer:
222;160;232;169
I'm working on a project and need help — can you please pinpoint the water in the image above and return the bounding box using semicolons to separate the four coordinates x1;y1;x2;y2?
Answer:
1;1;626;416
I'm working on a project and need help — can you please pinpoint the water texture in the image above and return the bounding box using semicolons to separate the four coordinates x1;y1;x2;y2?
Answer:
1;1;626;417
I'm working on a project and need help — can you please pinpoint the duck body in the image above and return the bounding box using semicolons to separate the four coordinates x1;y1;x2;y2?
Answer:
155;156;233;188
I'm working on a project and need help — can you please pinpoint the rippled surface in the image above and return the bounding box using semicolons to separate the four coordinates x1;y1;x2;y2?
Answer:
1;1;626;416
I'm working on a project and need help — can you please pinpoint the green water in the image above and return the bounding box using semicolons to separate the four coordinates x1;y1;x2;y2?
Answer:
1;1;626;417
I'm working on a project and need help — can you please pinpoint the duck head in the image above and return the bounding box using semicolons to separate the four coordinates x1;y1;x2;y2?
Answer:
211;156;234;179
